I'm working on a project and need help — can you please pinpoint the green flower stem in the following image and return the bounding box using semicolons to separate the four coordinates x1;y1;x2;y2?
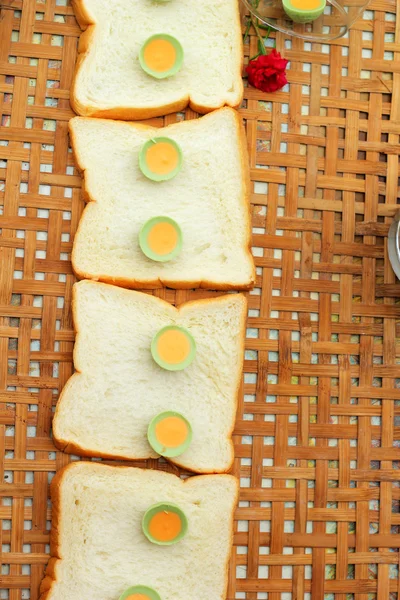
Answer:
243;17;252;44
244;0;274;60
258;23;272;31
250;15;267;55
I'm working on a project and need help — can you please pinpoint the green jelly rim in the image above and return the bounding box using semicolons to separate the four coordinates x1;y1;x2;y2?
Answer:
118;585;161;600
151;325;196;371
139;137;183;182
142;502;188;546
282;0;326;22
147;411;193;458
139;34;184;80
139;216;183;263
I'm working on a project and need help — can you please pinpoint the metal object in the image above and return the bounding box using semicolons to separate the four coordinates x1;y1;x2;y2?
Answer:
242;0;372;41
388;211;400;280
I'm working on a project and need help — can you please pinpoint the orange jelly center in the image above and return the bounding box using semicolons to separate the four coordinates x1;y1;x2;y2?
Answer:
125;595;151;600
144;39;176;73
157;329;190;365
155;416;188;448
290;0;321;9
149;510;182;542
146;142;179;175
147;222;178;256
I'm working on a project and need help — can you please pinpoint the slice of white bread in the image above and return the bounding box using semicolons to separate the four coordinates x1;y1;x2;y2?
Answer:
53;281;246;473
40;462;239;600
71;0;243;120
69;108;255;290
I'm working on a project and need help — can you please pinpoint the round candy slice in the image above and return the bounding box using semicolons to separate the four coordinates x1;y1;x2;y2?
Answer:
151;325;196;371
282;0;326;23
118;586;161;600
139;34;183;79
139;137;182;182
148;411;192;457
139;216;182;262
142;502;188;546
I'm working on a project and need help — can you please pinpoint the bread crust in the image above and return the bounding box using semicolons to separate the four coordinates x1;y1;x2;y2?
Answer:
68;108;256;291
38;465;64;600
70;0;244;120
39;462;239;600
53;281;247;474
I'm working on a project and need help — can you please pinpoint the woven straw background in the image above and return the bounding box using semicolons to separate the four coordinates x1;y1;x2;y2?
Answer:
1;0;400;598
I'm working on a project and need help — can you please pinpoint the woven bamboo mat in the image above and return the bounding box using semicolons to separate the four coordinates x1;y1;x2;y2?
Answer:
1;0;400;598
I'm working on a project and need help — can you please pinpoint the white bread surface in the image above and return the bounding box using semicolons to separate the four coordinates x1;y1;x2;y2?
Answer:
53;281;247;472
71;0;244;119
39;462;239;600
69;109;255;290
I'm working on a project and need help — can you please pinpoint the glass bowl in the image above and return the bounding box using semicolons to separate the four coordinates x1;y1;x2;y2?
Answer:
241;0;371;41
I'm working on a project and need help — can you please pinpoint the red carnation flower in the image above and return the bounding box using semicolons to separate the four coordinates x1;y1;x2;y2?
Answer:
246;49;288;93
